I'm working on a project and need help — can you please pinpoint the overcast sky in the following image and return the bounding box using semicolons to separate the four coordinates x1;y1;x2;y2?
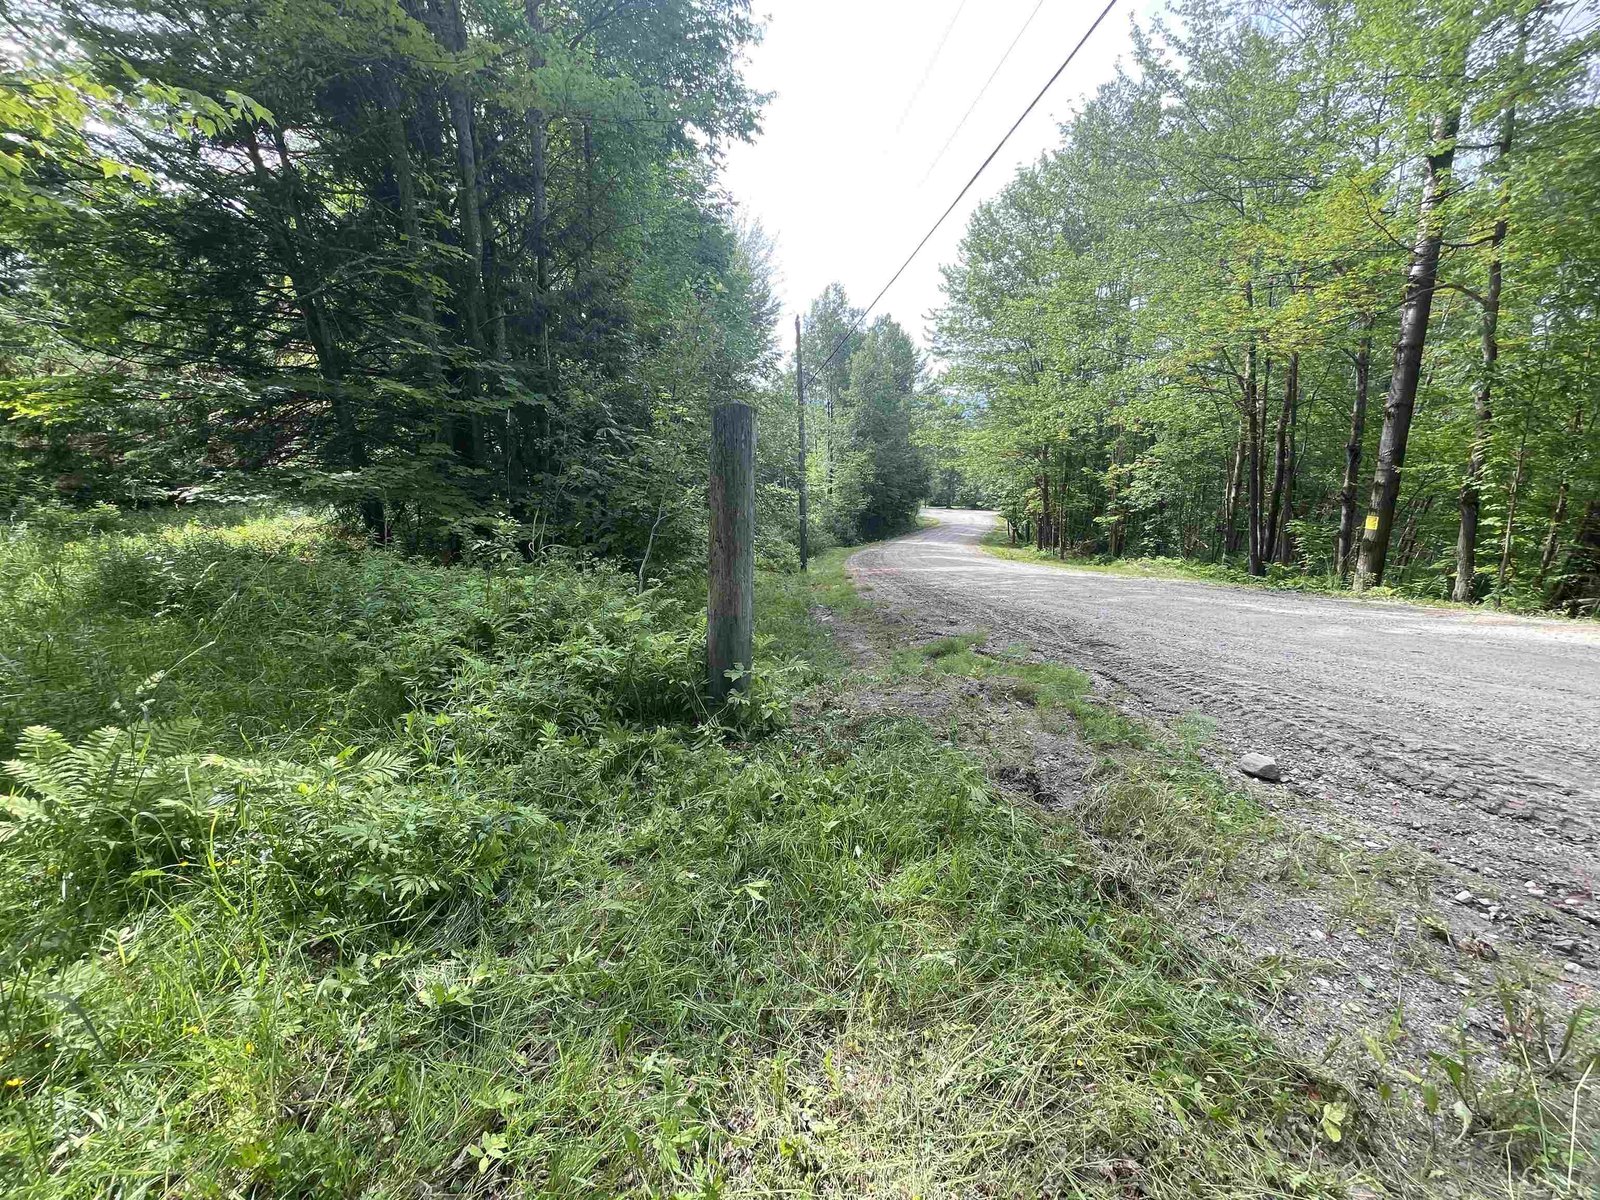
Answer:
719;0;1160;353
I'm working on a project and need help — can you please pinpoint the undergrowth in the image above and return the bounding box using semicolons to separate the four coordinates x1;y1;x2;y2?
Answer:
0;509;1426;1196
979;529;1574;616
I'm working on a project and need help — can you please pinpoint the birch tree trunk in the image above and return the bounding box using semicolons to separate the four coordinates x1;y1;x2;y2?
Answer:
1244;333;1263;576
1266;351;1298;564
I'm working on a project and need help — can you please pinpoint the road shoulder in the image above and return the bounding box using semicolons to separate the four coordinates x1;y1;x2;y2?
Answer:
813;527;1600;1196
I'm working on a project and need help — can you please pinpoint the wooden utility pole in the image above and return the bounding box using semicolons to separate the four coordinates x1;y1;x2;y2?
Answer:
794;316;810;571
708;401;756;703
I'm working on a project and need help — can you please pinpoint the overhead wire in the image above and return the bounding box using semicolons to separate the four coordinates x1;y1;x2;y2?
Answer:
890;0;972;138
800;0;1119;389
916;0;1049;187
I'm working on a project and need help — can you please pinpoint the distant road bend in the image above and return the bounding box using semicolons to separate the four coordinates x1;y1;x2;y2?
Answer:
849;508;1600;924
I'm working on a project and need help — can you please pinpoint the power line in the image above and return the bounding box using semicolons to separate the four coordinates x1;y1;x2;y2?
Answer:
890;0;972;138
801;0;1118;389
917;0;1048;187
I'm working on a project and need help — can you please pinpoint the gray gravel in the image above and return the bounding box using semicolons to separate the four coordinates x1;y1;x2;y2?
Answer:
850;508;1600;952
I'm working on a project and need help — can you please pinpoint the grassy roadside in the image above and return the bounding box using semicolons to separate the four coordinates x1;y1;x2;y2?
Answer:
879;529;1598;1192
0;509;1574;1196
890;631;1273;894
978;528;1570;616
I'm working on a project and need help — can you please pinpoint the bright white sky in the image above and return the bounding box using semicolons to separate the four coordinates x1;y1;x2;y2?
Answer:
720;0;1161;354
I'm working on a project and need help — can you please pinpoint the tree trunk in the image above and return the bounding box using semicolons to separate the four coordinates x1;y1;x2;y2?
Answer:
1256;354;1272;565
1266;351;1298;564
582;118;596;264
1276;369;1300;568
1335;316;1373;577
1355;105;1461;591
525;0;549;303
1453;95;1517;602
1552;499;1600;616
1245;334;1264;576
446;127;486;359
1495;430;1528;598
1539;482;1569;581
382;80;446;387
432;0;488;469
1221;421;1245;558
1396;494;1435;573
1037;458;1050;552
515;0;552;504
243;128;369;515
1058;450;1071;559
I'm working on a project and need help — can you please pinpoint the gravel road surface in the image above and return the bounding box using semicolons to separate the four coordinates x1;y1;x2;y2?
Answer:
849;508;1600;948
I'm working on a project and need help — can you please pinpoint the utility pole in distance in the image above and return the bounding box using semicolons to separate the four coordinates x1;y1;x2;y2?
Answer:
708;401;755;703
794;315;809;571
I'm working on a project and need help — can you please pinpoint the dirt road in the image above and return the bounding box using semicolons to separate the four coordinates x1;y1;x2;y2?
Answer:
850;508;1600;953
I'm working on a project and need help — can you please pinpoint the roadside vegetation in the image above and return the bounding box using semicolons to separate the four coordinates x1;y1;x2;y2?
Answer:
0;507;1403;1197
3;0;1597;1192
877;610;1599;1195
3;510;1593;1195
978;527;1566;615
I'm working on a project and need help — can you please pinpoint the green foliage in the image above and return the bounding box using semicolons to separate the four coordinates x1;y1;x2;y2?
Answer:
935;0;1600;611
789;289;930;548
0;0;780;564
829;317;929;542
0;510;1379;1197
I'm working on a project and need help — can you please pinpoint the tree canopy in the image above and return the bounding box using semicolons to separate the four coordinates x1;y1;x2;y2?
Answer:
934;0;1600;612
2;0;779;564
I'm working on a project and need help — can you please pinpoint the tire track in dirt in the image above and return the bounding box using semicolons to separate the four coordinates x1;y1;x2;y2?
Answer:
849;509;1600;961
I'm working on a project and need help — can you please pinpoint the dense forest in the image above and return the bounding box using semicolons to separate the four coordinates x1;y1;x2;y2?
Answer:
1;0;935;570
934;0;1600;613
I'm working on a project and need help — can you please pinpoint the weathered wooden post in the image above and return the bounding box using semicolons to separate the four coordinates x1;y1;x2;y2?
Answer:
708;401;755;703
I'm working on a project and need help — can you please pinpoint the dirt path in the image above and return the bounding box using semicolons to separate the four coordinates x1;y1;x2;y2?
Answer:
849;509;1600;977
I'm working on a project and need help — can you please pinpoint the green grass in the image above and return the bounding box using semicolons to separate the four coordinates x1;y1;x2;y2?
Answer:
894;633;1272;895
752;544;872;677
0;508;1506;1196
